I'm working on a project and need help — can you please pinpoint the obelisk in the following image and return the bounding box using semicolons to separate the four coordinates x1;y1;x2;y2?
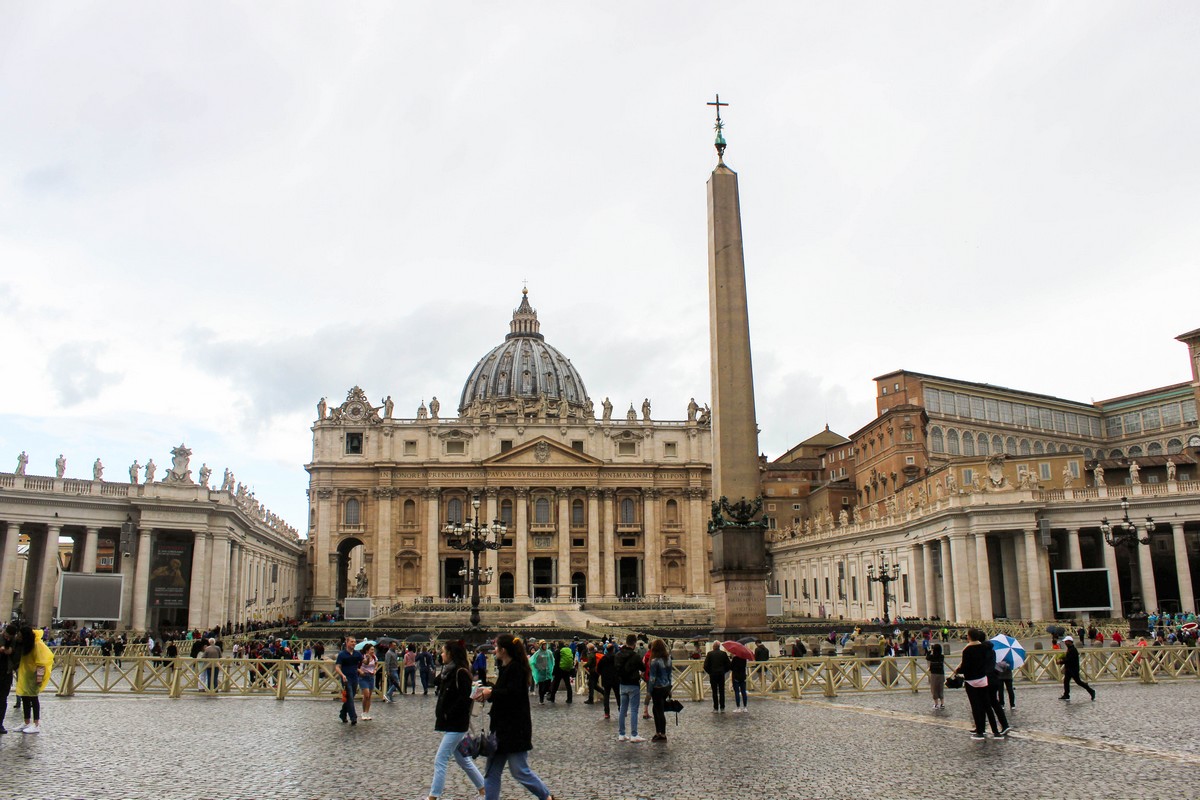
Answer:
705;95;771;638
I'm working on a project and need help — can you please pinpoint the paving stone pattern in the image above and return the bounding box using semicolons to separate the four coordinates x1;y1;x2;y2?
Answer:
1;682;1197;800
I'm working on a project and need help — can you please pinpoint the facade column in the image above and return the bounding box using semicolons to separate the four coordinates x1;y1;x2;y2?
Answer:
643;488;660;597
0;522;17;622
586;488;600;603
921;542;937;619
940;537;957;622
374;488;393;602
1023;529;1046;620
33;525;62;627
484;489;500;603
207;531;231;630
601;490;617;600
187;532;209;629
911;543;927;619
948;535;970;623
130;528;153;632
1101;536;1124;617
1136;541;1158;614
227;541;240;629
313;488;334;611
973;533;993;621
82;526;100;573
1065;529;1082;570
687;488;706;597
423;488;441;600
556;488;571;599
514;489;530;603
1171;522;1195;614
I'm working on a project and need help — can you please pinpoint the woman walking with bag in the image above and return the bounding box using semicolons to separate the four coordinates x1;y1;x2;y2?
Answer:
477;634;558;800
647;639;673;741
423;640;485;800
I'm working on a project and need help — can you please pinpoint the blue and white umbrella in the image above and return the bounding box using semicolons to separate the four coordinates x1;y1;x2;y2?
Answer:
990;634;1026;669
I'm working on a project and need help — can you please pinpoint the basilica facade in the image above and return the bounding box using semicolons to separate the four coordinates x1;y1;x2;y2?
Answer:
304;291;714;613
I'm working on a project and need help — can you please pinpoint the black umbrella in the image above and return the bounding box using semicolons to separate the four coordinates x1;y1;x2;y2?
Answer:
738;636;758;645
405;633;431;643
377;637;399;646
1046;625;1066;637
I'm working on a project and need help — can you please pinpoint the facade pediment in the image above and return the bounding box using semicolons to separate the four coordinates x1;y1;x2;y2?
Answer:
482;437;604;467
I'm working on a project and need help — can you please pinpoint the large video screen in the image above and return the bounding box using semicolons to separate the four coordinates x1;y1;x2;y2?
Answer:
58;573;125;620
1053;568;1113;612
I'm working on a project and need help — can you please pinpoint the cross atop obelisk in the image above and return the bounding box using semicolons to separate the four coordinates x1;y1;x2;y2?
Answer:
704;94;770;638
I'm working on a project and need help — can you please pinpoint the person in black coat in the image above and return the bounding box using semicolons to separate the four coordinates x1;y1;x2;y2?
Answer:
1059;637;1096;701
597;643;618;718
478;634;557;800
425;640;485;800
702;641;731;711
951;628;1009;739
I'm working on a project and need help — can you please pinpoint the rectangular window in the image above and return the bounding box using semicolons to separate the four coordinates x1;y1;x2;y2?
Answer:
1067;414;1080;435
1148;475;1160;484
825;577;830;600
793;503;802;510
767;503;777;511
1106;416;1123;437
500;440;513;453
851;575;858;601
970;396;986;420
572;537;585;547
1040;409;1053;429
999;401;1013;424
924;388;941;413
956;394;971;418
403;440;417;456
1053;410;1067;432
902;574;910;603
962;468;974;486
1026;405;1042;429
1162;403;1181;427
766;517;776;529
1040;463;1052;480
1069;461;1080;478
445;440;466;455
345;432;363;455
571;440;585;453
1013;404;1027;426
766;487;776;496
790;488;799;496
617;441;637;456
985;398;1000;422
905;456;915;465
1091;418;1103;437
99;556;114;566
1123;412;1141;434
1143;407;1161;431
663;442;677;457
621;537;636;547
1184;399;1197;424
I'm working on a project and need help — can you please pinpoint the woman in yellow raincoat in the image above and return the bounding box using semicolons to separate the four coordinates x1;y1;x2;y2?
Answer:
14;626;54;734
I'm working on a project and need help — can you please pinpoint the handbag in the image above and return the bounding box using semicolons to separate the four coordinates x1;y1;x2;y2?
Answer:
945;675;964;689
457;697;498;759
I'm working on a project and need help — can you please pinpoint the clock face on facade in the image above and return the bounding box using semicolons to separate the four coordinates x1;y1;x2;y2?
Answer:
346;402;365;420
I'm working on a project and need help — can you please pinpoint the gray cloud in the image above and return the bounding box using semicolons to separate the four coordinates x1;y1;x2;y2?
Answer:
47;343;122;406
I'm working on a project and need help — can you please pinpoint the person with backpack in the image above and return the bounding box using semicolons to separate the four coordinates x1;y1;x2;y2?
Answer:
550;642;575;704
613;634;645;742
994;657;1016;710
472;647;489;685
597;643;618;720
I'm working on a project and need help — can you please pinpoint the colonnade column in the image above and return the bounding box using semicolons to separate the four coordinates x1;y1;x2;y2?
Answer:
514;489;530;603
1022;529;1046;620
556;488;571;599
1136;541;1158;614
484;489;500;604
424;488;441;599
33;524;62;627
1171;522;1195;613
130;528;153;632
187;532;209;629
1065;529;1082;571
82;526;100;573
227;541;241;629
586;488;600;603
643;488;659;597
973;533;993;621
948;535;969;623
0;523;17;622
601;490;617;601
910;543;927;619
921;543;937;619
940;537;957;622
687;488;706;597
207;531;230;630
1101;536;1124;617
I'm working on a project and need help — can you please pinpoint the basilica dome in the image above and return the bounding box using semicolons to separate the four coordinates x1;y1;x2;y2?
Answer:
458;290;591;416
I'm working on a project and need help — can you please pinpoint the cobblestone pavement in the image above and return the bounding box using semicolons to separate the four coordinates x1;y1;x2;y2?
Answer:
1;682;1198;800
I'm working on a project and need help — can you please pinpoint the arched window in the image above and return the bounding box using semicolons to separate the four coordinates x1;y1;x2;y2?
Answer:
665;498;679;524
992;435;1003;454
500;499;513;526
1109;449;1124;459
977;434;989;456
344;497;361;526
1045;443;1057;454
930;427;944;453
403;498;416;525
1128;445;1144;457
1167;438;1184;455
1019;439;1031;456
571;499;585;526
620;498;636;524
1084;448;1094;460
1005;436;1017;456
447;498;463;524
1147;442;1163;456
962;432;975;456
534;497;551;524
947;429;960;455
1034;441;1044;454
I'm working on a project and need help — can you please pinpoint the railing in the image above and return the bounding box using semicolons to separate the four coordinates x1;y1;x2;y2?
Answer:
52;646;1199;700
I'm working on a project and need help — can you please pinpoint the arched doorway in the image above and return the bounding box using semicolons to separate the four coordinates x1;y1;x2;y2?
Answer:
336;537;365;601
571;571;587;602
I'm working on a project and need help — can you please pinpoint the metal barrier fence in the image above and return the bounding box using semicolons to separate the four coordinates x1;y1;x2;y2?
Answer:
52;646;1199;700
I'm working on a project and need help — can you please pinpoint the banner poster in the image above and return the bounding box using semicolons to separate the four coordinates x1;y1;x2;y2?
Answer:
150;534;194;608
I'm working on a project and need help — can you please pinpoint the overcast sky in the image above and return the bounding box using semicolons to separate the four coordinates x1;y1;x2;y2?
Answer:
3;2;1198;532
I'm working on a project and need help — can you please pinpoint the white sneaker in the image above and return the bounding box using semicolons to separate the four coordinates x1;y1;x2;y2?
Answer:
22;723;40;734
617;734;628;742
628;735;646;742
361;715;373;721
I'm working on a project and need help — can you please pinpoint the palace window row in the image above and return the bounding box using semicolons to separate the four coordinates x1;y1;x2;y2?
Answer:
928;427;1081;458
923;388;1102;437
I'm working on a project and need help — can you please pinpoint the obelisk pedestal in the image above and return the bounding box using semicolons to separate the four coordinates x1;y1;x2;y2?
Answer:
705;105;772;640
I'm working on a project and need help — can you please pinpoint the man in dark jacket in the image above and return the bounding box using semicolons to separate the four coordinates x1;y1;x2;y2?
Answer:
613;635;645;741
703;641;731;712
1059;636;1096;700
754;640;770;661
597;643;618;719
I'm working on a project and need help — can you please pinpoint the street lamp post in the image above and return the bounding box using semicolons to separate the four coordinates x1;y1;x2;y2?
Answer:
443;495;506;630
1100;496;1155;615
866;551;901;626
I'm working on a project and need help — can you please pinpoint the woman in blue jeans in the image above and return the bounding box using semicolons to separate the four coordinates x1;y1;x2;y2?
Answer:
424;640;485;800
477;634;558;800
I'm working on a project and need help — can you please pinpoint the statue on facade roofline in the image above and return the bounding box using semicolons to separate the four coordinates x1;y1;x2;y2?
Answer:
15;451;28;476
145;459;157;484
129;460;141;485
383;396;393;419
429;396;440;419
687;397;699;422
1129;460;1141;484
317;397;327;420
1167;459;1176;481
92;458;104;481
641;398;651;421
199;463;212;489
55;454;65;479
1094;464;1105;487
1061;464;1074;489
601;397;613;422
698;404;711;426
